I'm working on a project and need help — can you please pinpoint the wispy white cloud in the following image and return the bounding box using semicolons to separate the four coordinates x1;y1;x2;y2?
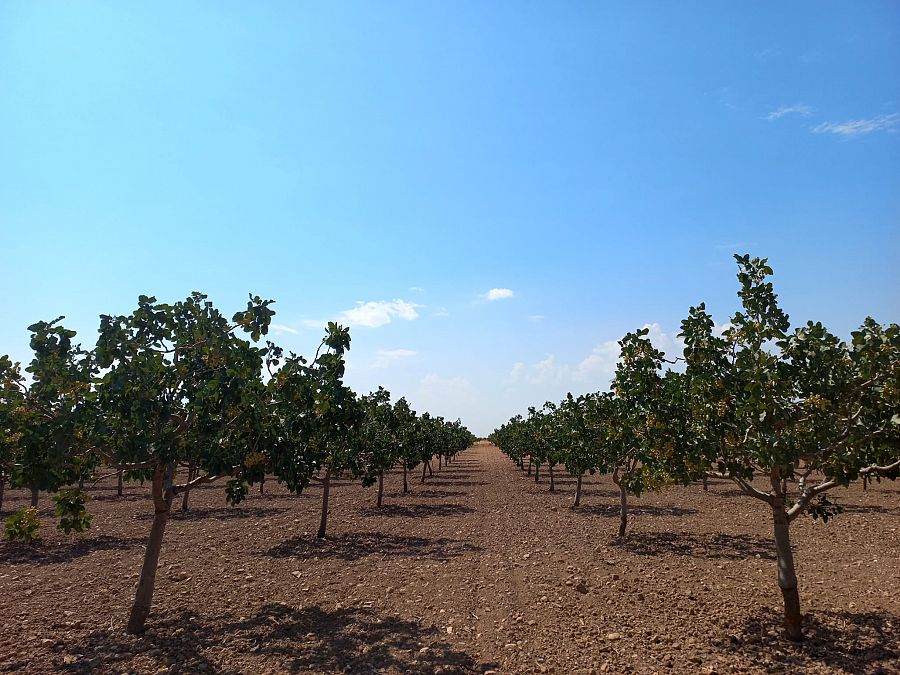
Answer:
408;286;425;293
528;315;545;322
813;113;900;137
433;308;450;317
508;323;685;389
755;47;780;61
766;104;815;121
339;299;420;328
270;323;300;335
372;348;417;369
484;288;514;301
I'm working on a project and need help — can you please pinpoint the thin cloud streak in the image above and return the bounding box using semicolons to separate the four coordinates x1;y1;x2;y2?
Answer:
766;104;815;120
813;113;899;137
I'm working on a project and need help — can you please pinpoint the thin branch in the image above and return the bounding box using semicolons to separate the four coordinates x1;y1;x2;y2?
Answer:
170;473;223;496
859;459;900;476
787;479;838;522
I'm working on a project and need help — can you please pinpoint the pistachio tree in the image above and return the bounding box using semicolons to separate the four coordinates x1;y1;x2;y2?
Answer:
94;292;275;634
0;356;23;514
268;323;362;539
557;392;609;507
8;319;95;510
605;328;670;537
358;387;399;507
393;397;418;493
672;255;900;640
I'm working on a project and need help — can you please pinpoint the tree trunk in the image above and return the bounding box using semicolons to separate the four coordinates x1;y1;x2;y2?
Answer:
534;461;540;483
127;463;173;634
30;488;38;508
549;464;555;492
421;461;427;483
612;469;628;537
317;466;332;539
181;463;194;513
573;473;583;507
772;497;803;640
527;456;532;476
117;469;124;497
702;476;709;492
403;462;408;493
0;477;5;514
428;460;433;477
862;474;868;492
377;471;384;507
260;474;265;495
438;455;442;470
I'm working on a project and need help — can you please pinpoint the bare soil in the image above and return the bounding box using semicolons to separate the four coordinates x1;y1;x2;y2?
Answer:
1;442;898;674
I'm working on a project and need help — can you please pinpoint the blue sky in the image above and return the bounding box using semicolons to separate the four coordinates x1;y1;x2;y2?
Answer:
2;2;898;435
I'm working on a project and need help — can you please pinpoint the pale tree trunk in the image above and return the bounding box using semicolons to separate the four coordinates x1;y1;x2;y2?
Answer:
770;478;803;641
428;460;433;477
548;464;555;492
862;474;868;492
117;469;124;497
376;471;384;507
317;466;332;539
527;456;532;476
30;488;39;508
534;461;540;483
421;461;427;483
573;473;583;507
259;474;265;495
702;476;709;492
127;463;174;634
612;468;628;538
403;462;408;493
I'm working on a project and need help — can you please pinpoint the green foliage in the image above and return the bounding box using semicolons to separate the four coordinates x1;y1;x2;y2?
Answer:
225;478;249;506
53;489;93;534
805;495;844;523
8;318;95;497
95;291;275;486
5;507;40;543
673;255;900;518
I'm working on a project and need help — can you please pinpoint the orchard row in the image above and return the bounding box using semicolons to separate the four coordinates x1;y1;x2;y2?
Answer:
0;293;474;633
490;254;899;642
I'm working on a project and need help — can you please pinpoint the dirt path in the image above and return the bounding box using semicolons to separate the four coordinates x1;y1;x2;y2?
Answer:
1;443;898;674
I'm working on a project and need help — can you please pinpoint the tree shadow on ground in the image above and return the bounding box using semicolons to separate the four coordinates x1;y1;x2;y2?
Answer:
571;504;698;518
428;474;487;487
412;490;470;499
131;506;288;522
724;607;899;674
537;486;621;498
264;532;482;562
88;493;146;503
429;469;484;479
61;604;496;674
359;503;475;518
840;503;899;515
0;535;145;566
611;531;774;560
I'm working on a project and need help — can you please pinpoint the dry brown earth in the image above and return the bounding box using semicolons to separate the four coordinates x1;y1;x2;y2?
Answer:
1;442;898;674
